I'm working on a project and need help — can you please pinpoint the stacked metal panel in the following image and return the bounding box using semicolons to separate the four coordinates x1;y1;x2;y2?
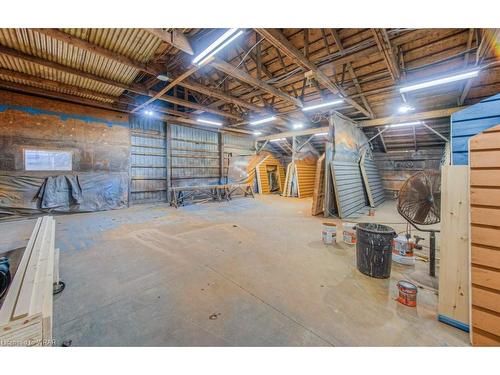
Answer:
360;152;385;207
129;116;167;204
330;160;368;218
170;125;220;187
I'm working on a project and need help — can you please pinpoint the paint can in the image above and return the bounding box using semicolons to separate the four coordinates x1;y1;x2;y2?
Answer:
322;223;337;245
368;208;375;216
397;280;418;307
343;222;356;245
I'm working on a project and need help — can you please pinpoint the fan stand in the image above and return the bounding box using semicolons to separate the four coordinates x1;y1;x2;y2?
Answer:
407;222;438;277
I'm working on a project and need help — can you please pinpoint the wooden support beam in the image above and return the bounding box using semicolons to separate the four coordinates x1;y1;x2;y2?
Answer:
359;107;464;127
255;28;372;118
132;64;202;113
459;28;499;105
153;92;242;120
257;126;329;141
371;28;400;82
145;28;194;55
32;28;162;76
329;29;374;118
179;79;265;112
211;58;303;108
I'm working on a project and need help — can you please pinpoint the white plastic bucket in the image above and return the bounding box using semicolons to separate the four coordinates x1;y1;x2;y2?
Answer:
392;235;416;265
322;223;337;245
343;222;356;244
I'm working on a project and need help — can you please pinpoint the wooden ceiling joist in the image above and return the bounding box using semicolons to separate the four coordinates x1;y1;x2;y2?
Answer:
371;28;401;82
32;28;163;76
359;107;464;127
131;64;202;113
179;79;265;112
211;58;303;108
254;28;373;118
145;28;194;55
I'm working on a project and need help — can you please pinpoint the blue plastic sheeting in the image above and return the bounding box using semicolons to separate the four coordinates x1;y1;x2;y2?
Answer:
451;93;500;165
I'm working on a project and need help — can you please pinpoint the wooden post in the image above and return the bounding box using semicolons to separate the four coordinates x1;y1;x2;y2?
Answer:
166;123;172;203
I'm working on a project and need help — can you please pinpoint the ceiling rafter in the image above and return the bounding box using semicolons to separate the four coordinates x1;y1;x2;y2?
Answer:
211;58;303;108
254;28;373;118
144;28;194;55
329;28;374;118
371;28;401;82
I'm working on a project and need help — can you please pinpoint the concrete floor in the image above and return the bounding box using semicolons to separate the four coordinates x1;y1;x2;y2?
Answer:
0;195;469;346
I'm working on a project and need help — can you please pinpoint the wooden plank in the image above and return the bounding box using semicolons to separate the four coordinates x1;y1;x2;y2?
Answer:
0;218;42;324
12;216;51;320
471;308;500;337
471;245;500;270
470;150;500;168
471;226;500;248
472;328;500;346
145;28;194;55
470;129;500;150
470;170;500;187
471;188;500;207
438;165;470;327
472;267;500;291
311;154;326;215
472;286;500;312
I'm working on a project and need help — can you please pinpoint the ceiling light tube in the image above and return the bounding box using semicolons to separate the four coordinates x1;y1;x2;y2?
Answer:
253;131;262;136
399;70;479;93
270;138;286;142
197;118;223;126
386;121;422;128
250;116;276;125
314;132;328;136
193;28;241;65
302;99;344;112
293;123;304;129
197;30;244;66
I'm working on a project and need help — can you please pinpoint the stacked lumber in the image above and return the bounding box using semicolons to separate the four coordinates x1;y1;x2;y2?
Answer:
255;154;286;194
438;165;470;332
311;154;325;215
469;124;500;346
0;216;57;347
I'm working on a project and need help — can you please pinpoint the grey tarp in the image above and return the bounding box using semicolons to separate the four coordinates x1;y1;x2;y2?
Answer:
0;171;128;218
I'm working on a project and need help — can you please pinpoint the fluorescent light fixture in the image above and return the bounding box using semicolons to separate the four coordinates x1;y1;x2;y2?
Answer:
302;99;344;112
253;131;262;136
314;132;328;137
398;104;414;113
193;29;243;66
250;116;276;125
270;138;286;142
197;118;222;126
293;123;304;129
143;110;154;116
156;74;169;82
399;70;479;93
386;121;422;129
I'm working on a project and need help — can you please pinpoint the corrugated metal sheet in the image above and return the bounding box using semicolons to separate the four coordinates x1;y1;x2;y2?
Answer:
223;133;255;155
360;152;385;207
130;116;167;203
0;28;163;98
170;124;220;187
331;160;369;218
0;73;114;103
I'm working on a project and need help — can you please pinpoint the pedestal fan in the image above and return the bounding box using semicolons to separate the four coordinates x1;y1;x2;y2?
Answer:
397;170;441;277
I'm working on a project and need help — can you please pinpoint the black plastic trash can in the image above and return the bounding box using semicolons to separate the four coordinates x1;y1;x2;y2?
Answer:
355;223;397;278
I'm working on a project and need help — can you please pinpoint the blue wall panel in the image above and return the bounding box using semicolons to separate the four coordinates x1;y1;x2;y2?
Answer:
451;94;500;165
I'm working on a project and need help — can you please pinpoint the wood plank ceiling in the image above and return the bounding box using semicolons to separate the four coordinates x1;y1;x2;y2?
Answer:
0;28;499;150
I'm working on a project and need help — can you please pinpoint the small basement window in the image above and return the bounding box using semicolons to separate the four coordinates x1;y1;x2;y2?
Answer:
24;149;72;171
